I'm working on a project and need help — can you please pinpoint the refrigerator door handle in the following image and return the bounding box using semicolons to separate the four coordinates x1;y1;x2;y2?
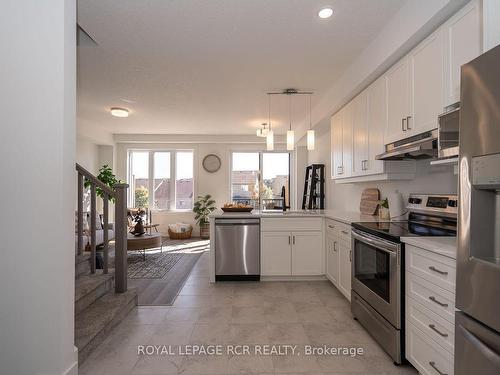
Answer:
458;325;500;368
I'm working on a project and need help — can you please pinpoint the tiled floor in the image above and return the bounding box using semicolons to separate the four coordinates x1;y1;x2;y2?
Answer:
80;252;417;374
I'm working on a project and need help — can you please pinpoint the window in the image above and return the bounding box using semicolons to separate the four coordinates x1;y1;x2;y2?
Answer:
230;152;290;210
128;150;194;210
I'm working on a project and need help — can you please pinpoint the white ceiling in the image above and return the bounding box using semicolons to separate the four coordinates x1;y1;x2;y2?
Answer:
77;0;407;138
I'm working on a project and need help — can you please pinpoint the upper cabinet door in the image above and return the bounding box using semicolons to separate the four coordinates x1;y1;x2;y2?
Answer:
342;101;354;177
385;58;409;144
331;111;343;179
409;28;444;134
483;0;500;52
352;92;368;176
366;76;387;175
443;0;482;106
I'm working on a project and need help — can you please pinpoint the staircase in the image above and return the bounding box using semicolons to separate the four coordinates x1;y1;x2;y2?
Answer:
74;164;137;365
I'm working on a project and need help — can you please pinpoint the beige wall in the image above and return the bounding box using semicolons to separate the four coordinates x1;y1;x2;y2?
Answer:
305;120;458;212
116;142;303;236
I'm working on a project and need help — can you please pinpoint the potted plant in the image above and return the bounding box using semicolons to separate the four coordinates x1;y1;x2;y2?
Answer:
378;198;390;220
193;194;216;239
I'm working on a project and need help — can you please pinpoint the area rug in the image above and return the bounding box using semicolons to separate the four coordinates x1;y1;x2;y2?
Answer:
127;251;184;279
127;238;209;306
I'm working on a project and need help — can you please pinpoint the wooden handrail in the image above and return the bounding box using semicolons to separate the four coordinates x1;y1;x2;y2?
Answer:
76;163;129;293
76;163;115;197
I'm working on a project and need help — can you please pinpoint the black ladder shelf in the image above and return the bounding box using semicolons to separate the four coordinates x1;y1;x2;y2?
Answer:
302;164;325;210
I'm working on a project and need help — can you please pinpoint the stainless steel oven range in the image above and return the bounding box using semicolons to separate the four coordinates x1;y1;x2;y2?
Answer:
351;193;458;364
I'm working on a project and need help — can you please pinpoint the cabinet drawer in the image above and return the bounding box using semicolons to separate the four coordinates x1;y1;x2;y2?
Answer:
406;321;454;375
325;219;338;237
406;245;456;292
406;273;455;323
406;296;455;354
261;218;322;232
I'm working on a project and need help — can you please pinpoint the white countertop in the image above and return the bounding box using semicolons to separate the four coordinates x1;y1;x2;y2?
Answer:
209;209;383;224
401;236;457;259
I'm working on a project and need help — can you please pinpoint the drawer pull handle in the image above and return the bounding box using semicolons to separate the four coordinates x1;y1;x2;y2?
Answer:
333;241;337;252
429;361;447;375
429;296;448;307
429;324;448;337
328;225;335;229
341;230;349;235
429;266;448;275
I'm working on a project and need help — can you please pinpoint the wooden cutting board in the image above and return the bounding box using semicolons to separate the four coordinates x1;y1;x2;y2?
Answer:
359;188;380;215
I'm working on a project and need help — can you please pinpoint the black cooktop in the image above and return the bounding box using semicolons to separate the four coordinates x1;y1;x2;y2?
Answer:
352;220;457;242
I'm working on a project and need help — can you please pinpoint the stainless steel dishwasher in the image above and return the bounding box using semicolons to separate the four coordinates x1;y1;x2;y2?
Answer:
215;218;260;281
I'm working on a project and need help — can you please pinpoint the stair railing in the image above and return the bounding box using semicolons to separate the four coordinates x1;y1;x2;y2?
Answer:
76;163;129;293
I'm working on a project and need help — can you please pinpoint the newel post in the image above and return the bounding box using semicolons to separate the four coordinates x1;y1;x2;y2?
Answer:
114;183;129;293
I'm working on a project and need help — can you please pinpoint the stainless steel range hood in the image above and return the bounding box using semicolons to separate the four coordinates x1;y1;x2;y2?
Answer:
376;129;438;161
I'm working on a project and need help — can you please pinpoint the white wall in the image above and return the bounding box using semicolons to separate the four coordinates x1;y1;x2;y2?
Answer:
0;1;77;374
76;136;100;174
307;121;458;212
116;141;303;236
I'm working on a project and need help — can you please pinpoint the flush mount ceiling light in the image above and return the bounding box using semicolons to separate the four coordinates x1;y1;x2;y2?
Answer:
110;107;129;118
318;7;334;19
256;123;270;137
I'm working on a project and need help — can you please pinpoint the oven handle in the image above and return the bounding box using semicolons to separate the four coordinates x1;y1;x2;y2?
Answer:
351;229;400;254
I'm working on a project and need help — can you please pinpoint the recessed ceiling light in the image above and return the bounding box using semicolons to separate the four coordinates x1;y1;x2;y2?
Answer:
110;107;129;118
318;7;334;19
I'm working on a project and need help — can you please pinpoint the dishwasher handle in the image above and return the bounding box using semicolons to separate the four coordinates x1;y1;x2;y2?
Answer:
215;219;260;225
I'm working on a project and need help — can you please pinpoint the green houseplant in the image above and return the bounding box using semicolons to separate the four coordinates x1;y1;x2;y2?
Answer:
193;194;216;239
84;164;120;202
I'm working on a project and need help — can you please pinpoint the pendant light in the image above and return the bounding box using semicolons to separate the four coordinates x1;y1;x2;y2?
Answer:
286;94;295;150
307;94;315;151
266;94;274;151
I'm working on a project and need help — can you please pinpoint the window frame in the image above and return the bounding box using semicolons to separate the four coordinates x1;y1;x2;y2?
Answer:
229;150;292;211
127;149;195;212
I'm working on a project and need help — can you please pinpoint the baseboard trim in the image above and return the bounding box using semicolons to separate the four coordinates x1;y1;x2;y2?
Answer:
260;275;327;282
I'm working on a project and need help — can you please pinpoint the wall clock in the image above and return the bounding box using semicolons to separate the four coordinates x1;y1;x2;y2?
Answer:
202;154;221;173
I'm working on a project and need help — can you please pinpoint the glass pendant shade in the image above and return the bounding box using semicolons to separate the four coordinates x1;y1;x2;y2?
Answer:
287;130;295;150
266;130;274;151
307;129;315;150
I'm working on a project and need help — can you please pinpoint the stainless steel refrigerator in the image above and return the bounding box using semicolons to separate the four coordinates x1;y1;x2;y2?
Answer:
456;44;500;374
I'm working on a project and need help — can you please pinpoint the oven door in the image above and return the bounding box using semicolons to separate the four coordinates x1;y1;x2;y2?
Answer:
351;229;401;328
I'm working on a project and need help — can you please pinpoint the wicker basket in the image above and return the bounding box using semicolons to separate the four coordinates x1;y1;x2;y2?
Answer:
168;225;193;240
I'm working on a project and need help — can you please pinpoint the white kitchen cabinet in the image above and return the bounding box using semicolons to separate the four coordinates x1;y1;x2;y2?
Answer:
338;241;351;301
341;102;353;178
385;58;409;144
483;0;500;52
365;76;386;175
292;231;323;276
443;0;482;106
330;111;343;179
261;232;291;276
352;91;368;176
409;28;444;134
326;236;339;286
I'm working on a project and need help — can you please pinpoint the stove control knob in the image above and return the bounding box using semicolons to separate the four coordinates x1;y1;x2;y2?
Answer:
448;200;458;207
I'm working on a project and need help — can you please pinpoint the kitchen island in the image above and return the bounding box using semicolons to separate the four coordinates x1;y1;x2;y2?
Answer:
208;209;382;285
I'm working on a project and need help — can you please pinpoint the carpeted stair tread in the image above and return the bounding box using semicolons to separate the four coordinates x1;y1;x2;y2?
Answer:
75;273;114;303
75;289;137;364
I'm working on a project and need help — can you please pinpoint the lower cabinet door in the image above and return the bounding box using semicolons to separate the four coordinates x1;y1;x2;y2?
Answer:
338;242;352;300
291;231;323;276
261;231;291;276
326;236;339;285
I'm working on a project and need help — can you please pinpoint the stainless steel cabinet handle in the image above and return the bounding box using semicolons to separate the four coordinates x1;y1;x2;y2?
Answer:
328;225;335;229
341;230;349;235
292;235;295;245
429;361;447;375
333;241;337;252
349;250;352;262
402;118;406;131
429;266;448;275
429;296;448;307
406;116;412;130
429;324;448;337
288;236;291;245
